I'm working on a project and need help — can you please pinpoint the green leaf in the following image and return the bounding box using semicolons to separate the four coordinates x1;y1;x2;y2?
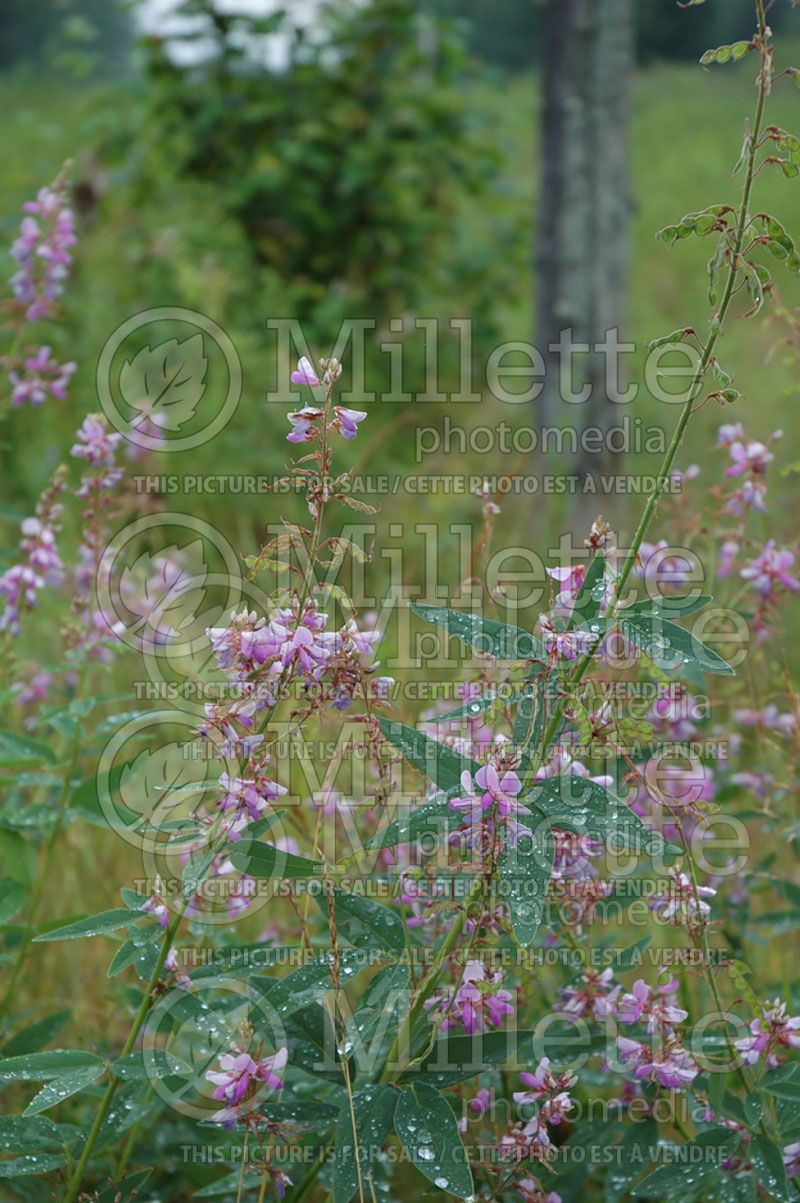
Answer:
33;908;134;942
23;1064;105;1115
498;826;554;947
182;848;215;899
111;1050;189;1081
0;1049;104;1083
228;842;322;879
0;730;57;769
394;1081;474;1198
319;888;406;954
605;1118;659;1202
640;1127;739;1194
333;1084;397;1203
587;613;734;676
527;775;663;854
0;1114;63;1152
750;1133;790;1201
0;1152;67;1176
410;603;545;663
3;1010;71;1056
626;594;712;618
365;796;462;852
377;716;478;793
569;553;608;628
0;830;36;885
0;877;26;924
407;1029;534;1088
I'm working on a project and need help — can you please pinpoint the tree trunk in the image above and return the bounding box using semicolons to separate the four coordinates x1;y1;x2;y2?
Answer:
535;0;634;479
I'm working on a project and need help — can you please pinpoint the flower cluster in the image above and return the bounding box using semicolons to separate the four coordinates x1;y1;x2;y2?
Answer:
9;345;76;409
615;975;698;1089
0;469;65;635
735;999;800;1068
9;178;76;322
205;1046;287;1129
424;959;515;1035
287;356;367;442
499;1058;576;1165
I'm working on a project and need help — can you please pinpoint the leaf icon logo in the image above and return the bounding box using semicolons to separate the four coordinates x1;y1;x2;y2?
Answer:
120;334;208;431
118;741;206;829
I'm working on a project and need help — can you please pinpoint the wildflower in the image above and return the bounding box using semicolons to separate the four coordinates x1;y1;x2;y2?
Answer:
735;1000;800;1068
616;976;687;1032
206;1046;287;1129
141;881;169;928
449;762;531;850
424;960;514;1035
784;1143;800;1178
333;406;367;440
557;968;620;1021
740;541;800;598
9;346;76;408
0;471;65;636
717;539;739;578
286;405;323;443
9;178;77;321
71;414;123;491
616;1035;698;1089
500;1060;576;1165
539;614;594;662
725;439;773;478
290;356;321;387
649;869;716;928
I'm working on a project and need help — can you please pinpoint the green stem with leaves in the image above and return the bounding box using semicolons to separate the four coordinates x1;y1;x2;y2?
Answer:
62;906;185;1203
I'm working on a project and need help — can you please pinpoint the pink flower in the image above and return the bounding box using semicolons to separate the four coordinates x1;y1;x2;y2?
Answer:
290;356;321;387
9;179;77;322
9;345;76;408
735;1000;800;1068
716;539;739;579
206;1046;287;1129
740;541;800;598
784;1143;800;1178
725;439;773;478
424;960;514;1035
333;406;367;440
286;405;323;443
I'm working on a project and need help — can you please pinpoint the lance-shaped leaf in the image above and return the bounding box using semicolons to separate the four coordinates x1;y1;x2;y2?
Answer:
625;594;712;618
0;1050;104;1084
498;826;554;947
33;908;135;943
568;553;608;629
229;842;322;879
526;775;667;855
23;1064;105;1115
411;603;545;663
404;1028;535;1088
333;1084;397;1203
365;794;461;852
639;1127;740;1194
394;1081;475;1198
581;613;734;676
317;887;406;954
377;716;478;792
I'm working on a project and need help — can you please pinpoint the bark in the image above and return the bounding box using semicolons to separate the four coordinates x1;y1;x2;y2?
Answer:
535;0;634;477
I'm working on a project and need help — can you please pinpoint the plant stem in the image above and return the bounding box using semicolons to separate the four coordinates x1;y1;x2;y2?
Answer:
62;907;185;1203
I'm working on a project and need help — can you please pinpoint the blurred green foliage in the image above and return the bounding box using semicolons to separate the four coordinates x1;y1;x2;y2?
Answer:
136;0;501;341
